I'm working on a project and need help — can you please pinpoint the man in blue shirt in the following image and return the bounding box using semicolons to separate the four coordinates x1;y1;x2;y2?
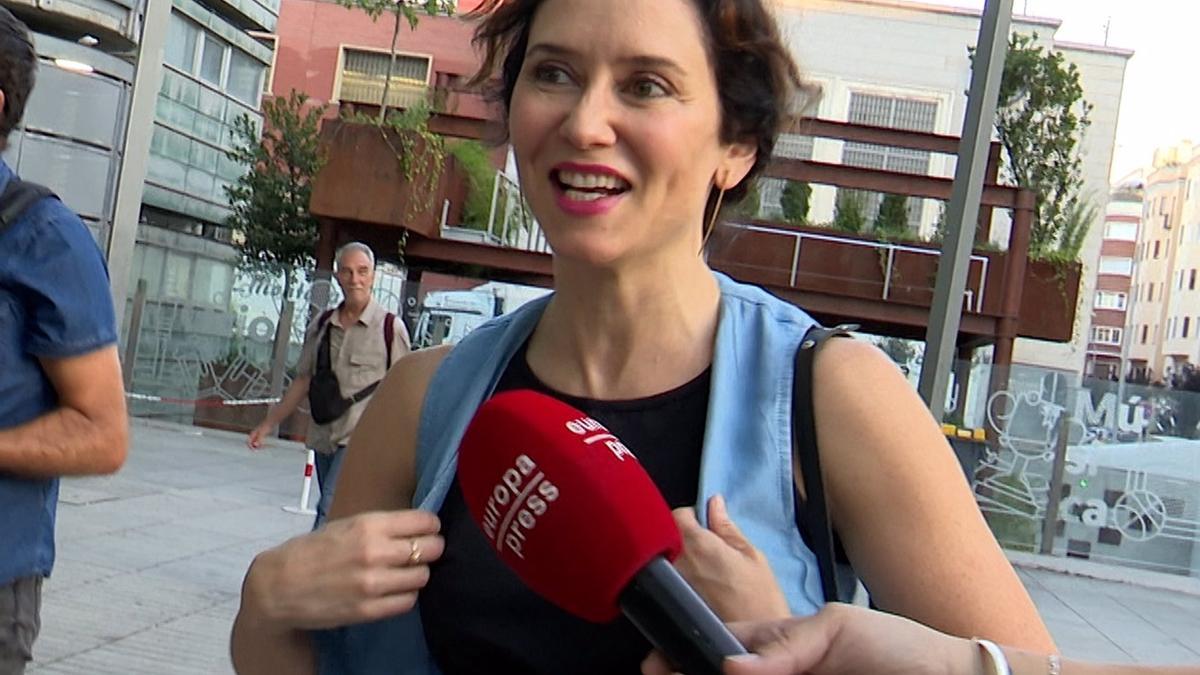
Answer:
0;8;129;673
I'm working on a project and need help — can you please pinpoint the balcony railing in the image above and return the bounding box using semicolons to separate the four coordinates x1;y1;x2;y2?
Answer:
722;222;991;313
442;171;550;254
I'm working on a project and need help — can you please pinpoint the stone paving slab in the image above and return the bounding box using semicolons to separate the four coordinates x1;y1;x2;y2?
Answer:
29;420;311;674
1018;565;1200;665
24;418;1200;673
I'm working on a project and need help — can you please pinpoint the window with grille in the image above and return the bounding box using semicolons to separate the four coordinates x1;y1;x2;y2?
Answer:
758;134;815;218
338;47;432;109
842;92;938;230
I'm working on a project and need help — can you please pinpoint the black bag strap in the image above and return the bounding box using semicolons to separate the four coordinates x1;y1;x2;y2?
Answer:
315;308;393;404
315;308;336;373
0;179;55;233
342;314;395;404
384;312;395;366
792;323;857;603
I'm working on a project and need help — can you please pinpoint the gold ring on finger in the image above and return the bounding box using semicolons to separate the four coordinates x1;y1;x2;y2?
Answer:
408;538;422;566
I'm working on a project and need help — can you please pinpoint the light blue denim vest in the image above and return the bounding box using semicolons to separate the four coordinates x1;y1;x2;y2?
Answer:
317;272;825;674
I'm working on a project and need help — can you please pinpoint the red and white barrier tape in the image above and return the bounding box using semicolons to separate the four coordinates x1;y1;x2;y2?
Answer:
124;392;281;407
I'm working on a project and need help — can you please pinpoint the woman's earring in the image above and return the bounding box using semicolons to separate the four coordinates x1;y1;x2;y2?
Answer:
700;186;727;256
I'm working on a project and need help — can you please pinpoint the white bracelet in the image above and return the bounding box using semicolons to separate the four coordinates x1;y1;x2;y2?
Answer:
974;639;1012;675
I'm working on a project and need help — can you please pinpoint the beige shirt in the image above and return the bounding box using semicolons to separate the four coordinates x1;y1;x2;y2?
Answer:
297;298;411;453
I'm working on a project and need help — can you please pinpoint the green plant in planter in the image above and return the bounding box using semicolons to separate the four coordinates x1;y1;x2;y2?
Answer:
449;140;499;231
833;189;866;234
342;102;447;263
982;479;1042;553
728;181;761;220
781;180;811;226
873;192;909;239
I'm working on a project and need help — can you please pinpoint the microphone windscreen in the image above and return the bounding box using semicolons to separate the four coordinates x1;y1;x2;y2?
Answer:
457;389;682;622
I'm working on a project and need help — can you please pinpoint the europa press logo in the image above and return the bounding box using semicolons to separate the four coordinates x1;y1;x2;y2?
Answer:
563;415;636;462
480;453;560;560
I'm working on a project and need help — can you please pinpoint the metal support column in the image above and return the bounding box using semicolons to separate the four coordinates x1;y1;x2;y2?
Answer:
268;299;295;434
107;0;170;331
918;0;1013;421
310;219;339;322
121;279;148;386
1040;406;1073;555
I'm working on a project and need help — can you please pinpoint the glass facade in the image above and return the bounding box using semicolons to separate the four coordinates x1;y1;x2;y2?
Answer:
123;0;276;420
143;3;270;225
2;35;135;251
962;364;1200;578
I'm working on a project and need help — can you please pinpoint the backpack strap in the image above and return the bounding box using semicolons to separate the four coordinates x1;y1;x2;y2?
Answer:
315;308;336;373
384;312;396;366
792;323;857;603
0;179;55;233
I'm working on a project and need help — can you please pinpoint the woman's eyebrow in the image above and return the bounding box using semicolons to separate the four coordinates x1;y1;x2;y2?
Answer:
526;42;686;77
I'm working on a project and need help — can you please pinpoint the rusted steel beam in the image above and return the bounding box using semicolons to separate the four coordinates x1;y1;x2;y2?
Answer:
785;117;1004;160
762;158;1023;209
758;284;1000;341
405;236;554;283
428;113;497;141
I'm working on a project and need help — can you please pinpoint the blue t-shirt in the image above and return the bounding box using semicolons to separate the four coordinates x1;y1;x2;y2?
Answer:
0;160;118;586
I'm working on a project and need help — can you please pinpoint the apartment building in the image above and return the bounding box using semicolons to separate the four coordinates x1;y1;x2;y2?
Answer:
1128;142;1200;382
1085;181;1141;379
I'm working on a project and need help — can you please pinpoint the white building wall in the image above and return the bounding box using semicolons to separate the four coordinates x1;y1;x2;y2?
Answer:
1165;159;1200;369
1129;177;1179;371
774;0;1130;378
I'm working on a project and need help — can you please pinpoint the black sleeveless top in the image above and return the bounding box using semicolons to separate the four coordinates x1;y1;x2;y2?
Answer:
420;342;711;674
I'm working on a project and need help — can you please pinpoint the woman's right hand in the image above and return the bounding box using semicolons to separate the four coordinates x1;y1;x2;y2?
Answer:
240;509;444;631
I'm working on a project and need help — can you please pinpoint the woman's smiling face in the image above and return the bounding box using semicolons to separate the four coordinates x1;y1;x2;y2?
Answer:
508;0;755;269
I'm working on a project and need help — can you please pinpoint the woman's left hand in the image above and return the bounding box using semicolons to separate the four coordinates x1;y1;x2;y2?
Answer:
672;494;791;623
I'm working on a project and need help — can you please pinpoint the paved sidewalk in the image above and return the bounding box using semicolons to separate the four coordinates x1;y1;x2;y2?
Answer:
26;419;1200;673
29;420;311;674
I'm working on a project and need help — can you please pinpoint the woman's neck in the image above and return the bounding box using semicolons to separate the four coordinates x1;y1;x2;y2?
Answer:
527;252;720;400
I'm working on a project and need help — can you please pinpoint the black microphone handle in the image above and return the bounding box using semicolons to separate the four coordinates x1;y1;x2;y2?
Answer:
617;556;748;675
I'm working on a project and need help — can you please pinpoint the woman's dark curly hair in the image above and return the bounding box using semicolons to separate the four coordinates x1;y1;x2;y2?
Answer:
0;7;36;152
468;0;818;216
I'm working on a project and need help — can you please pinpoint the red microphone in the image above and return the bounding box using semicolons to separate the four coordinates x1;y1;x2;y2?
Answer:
457;389;747;674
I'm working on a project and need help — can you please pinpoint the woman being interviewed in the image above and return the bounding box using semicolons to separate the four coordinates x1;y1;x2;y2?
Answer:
231;0;1055;672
